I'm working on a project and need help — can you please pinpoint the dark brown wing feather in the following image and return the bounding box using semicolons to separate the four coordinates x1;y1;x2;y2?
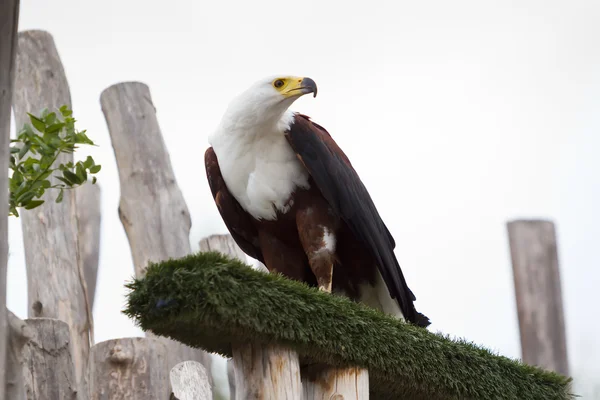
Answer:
285;113;430;327
204;147;265;264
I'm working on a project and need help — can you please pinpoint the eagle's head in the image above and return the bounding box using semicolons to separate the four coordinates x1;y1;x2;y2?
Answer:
221;75;318;128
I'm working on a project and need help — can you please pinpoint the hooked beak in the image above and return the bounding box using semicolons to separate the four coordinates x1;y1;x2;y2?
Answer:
284;77;318;98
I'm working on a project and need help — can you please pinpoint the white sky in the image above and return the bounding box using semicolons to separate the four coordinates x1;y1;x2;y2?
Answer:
7;0;600;397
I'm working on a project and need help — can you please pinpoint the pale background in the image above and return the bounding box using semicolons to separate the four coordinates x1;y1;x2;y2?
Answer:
6;0;600;398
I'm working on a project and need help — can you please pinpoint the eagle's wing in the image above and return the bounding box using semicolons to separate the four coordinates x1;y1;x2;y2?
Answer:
285;113;429;327
204;147;265;264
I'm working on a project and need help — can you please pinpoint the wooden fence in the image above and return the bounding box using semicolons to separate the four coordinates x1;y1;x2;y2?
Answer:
0;23;571;400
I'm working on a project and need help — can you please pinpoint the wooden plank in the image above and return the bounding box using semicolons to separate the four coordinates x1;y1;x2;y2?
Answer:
21;318;78;400
0;2;20;399
5;309;31;400
100;81;213;377
11;29;91;388
507;219;569;376
170;361;212;400
200;234;301;400
303;365;369;400
87;337;169;400
75;183;102;310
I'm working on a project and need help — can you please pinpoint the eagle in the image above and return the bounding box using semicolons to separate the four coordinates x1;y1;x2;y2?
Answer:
204;75;430;328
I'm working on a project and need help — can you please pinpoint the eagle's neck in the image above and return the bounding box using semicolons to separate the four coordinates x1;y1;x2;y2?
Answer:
210;110;310;221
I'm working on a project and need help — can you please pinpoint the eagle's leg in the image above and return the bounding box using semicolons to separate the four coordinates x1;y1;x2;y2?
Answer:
296;206;337;293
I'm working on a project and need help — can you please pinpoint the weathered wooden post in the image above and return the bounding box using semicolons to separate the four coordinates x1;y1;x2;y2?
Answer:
0;2;20;398
507;219;570;376
100;82;213;378
21;318;78;400
87;337;169;400
75;183;102;310
5;310;31;400
200;234;302;400
170;361;212;400
303;366;369;399
11;30;92;387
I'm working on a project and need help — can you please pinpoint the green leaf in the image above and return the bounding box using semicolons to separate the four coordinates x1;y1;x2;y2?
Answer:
16;191;36;205
76;163;87;182
24;200;45;210
56;188;64;203
11;171;23;185
83;156;94;169
89;165;101;174
55;176;72;186
46;122;65;134
63;170;82;185
23;124;35;138
92;176;97;184
28;113;46;133
44;112;57;125
59;105;72;117
40;155;55;170
10;146;20;154
18;142;31;159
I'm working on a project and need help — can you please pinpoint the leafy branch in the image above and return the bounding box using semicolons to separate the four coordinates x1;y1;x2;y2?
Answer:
9;105;101;217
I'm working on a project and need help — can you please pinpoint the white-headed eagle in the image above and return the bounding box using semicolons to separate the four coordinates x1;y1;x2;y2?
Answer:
205;76;430;328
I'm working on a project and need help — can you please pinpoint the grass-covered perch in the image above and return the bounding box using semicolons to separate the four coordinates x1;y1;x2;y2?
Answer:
124;252;573;400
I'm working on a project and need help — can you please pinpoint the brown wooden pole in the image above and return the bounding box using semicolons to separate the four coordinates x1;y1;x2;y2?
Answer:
100;81;213;378
11;29;91;388
87;337;169;400
199;234;302;400
0;1;20;398
507;219;569;376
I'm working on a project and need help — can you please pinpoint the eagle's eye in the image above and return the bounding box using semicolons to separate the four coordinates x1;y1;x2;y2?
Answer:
273;79;285;88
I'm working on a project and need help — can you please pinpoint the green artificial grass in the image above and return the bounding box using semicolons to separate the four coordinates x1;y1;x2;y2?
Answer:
124;251;574;400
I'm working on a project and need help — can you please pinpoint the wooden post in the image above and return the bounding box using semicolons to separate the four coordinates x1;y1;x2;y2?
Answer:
199;234;302;400
170;361;212;400
75;183;102;310
303;365;369;399
100;82;213;377
507;219;569;376
0;2;20;399
11;30;91;386
5;310;31;400
232;343;302;400
21;318;78;400
87;337;169;400
199;234;268;274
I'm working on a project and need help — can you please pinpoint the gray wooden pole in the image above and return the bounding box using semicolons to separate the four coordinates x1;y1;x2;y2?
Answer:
21;318;78;400
100;82;213;378
507;219;570;376
11;30;92;386
0;2;20;399
75;183;102;310
199;234;302;400
170;361;212;400
87;337;169;400
5;310;31;400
